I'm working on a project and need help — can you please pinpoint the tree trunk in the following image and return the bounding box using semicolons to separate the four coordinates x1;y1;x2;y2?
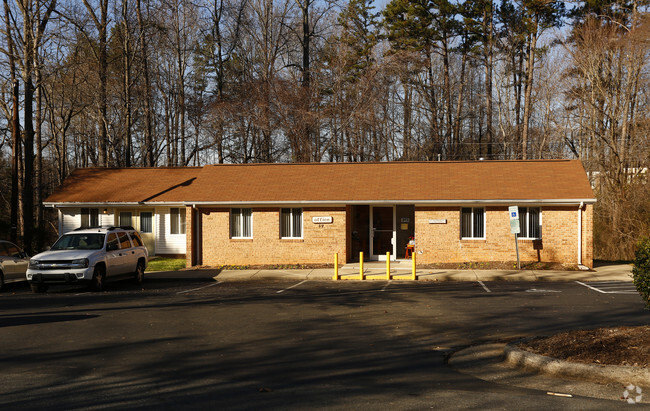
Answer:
298;0;311;162
483;4;494;159
403;81;412;160
136;0;154;166
521;30;538;160
122;0;132;167
5;0;20;244
21;0;35;252
35;52;43;237
99;2;108;166
82;0;109;166
453;52;467;159
442;36;452;158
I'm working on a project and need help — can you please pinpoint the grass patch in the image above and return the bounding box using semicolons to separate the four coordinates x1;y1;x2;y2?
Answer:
146;258;186;272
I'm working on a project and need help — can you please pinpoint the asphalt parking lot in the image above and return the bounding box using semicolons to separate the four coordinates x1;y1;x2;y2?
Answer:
1;274;647;410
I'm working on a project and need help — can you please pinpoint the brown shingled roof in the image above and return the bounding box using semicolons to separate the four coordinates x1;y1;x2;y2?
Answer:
45;167;201;203
45;160;595;205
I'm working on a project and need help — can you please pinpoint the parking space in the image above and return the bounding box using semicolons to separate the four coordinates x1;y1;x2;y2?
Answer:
0;276;600;297
1;273;647;410
575;280;638;294
4;273;641;305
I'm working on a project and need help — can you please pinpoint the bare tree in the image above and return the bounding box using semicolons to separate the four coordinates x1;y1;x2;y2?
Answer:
79;0;110;166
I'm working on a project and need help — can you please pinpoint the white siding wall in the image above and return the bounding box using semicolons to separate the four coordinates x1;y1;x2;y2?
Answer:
60;208;114;235
61;209;81;234
155;207;187;254
58;207;184;255
99;212;114;227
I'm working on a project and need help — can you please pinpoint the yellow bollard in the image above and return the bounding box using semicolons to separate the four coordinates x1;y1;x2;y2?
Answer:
412;251;417;281
386;252;391;280
359;252;365;280
333;253;339;281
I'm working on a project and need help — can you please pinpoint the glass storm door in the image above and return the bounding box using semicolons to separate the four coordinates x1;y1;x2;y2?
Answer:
371;206;395;261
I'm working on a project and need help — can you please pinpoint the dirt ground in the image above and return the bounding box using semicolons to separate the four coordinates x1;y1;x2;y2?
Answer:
518;326;650;367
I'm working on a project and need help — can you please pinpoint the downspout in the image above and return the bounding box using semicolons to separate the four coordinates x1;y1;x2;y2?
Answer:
578;201;583;266
58;208;63;236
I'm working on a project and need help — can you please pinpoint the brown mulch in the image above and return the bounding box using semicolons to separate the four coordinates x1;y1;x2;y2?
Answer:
184;263;334;271
517;326;650;367
419;261;579;271
187;261;579;271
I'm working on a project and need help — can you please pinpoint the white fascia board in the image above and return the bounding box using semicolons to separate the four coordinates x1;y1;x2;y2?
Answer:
184;198;597;207
45;198;597;208
44;202;187;208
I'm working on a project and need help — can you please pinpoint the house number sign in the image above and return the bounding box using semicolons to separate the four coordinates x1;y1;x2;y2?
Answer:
312;216;333;224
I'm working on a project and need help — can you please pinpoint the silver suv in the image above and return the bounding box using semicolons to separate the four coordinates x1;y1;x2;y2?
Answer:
27;226;148;293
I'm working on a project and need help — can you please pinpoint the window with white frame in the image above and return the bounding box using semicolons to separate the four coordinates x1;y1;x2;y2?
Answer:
231;208;253;238
81;208;99;228
170;208;186;235
518;207;541;239
280;208;302;238
461;207;485;239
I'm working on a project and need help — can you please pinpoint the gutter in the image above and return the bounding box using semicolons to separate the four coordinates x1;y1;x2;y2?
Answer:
43;202;187;208
183;198;597;207
45;198;597;208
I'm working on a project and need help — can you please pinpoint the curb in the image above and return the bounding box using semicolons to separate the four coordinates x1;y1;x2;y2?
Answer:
504;343;650;386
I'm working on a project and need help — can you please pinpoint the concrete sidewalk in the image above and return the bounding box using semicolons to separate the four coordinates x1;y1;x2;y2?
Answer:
212;262;633;282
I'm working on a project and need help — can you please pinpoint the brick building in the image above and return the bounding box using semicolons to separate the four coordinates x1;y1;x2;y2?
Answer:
45;160;596;268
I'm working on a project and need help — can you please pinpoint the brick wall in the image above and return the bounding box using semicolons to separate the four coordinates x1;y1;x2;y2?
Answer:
185;206;194;267
187;204;593;268
582;204;594;268
197;207;347;266
414;205;593;268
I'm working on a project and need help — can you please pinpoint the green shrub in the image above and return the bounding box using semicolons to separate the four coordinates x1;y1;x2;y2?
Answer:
632;237;650;309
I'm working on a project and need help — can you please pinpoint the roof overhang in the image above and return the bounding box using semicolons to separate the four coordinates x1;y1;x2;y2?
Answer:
44;202;187;208
45;198;597;208
185;198;597;207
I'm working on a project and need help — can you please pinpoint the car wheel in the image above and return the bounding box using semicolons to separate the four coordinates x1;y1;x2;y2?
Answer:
30;283;47;293
89;265;106;292
134;260;145;285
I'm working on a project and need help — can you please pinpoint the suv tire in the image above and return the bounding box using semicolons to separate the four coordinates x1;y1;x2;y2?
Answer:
89;265;106;292
134;260;145;285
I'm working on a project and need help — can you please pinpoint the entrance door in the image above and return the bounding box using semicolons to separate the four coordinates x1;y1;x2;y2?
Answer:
371;206;395;260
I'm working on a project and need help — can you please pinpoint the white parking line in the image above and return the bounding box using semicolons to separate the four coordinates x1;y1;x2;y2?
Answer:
478;281;491;293
277;280;308;294
575;281;637;294
381;281;393;292
575;281;607;293
177;281;222;294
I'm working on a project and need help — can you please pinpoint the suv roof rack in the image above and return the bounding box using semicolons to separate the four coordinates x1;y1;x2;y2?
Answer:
107;226;135;231
73;225;135;231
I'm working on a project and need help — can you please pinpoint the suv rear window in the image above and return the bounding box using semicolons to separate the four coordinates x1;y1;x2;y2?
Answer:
118;232;132;249
129;232;144;247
